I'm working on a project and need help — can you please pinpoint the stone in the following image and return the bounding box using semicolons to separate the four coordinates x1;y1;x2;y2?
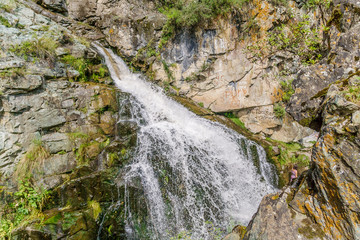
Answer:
2;75;43;94
42;132;72;153
38;0;67;13
34;109;66;129
223;233;240;240
99;111;116;135
270;115;316;143
352;111;360;125
43;152;76;176
238;105;281;134
0;60;25;70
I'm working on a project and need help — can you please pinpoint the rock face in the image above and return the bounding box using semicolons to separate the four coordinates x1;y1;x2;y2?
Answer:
0;1;143;239
244;81;360;239
61;0;317;143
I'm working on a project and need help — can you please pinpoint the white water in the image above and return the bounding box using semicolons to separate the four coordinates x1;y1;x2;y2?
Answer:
93;43;277;239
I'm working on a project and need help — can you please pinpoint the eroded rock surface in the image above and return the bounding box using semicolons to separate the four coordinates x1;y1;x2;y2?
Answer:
245;82;360;239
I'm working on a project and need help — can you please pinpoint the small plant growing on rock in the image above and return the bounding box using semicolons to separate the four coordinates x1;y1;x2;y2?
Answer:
280;79;295;103
273;103;286;119
14;139;50;179
9;35;59;63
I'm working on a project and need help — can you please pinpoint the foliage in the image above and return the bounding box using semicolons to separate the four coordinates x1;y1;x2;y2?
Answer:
0;179;50;239
305;0;332;9
9;35;59;63
0;16;11;27
342;80;360;104
273;103;285;119
267;17;323;64
14;139;50;179
268;0;288;6
162;60;175;81
248;14;326;65
224;112;247;130
280;79;295;103
158;0;248;48
61;54;108;82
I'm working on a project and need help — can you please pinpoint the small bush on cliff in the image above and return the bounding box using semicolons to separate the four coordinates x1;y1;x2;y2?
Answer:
0;179;50;239
14;139;50;179
61;54;109;82
280;79;295;103
158;0;248;48
9;35;58;63
273;103;285;119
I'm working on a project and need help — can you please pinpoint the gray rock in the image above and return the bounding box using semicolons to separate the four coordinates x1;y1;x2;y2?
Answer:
34;109;66;129
38;0;67;13
42;132;72;153
2;75;43;94
43;152;76;176
0;60;25;70
352;111;360;125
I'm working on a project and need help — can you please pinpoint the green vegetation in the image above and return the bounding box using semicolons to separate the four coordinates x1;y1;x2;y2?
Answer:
267;17;323;64
342;79;360;104
61;54;108;82
0;179;50;239
162;60;175;81
273;103;285;119
0;16;11;27
268;0;288;6
280;79;295;103
224;112;247;130
305;0;332;9
9;35;58;62
14;139;50;179
158;0;248;48
88;200;102;220
247;11;327;65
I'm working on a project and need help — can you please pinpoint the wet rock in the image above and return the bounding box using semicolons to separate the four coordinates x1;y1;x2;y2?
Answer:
13;227;52;240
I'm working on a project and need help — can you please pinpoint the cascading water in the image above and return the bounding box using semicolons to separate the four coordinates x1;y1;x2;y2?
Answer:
93;43;277;239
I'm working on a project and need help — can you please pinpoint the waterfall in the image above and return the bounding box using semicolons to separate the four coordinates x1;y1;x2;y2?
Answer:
93;43;277;239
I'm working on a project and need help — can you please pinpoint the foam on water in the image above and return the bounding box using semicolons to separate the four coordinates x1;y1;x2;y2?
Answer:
93;43;277;239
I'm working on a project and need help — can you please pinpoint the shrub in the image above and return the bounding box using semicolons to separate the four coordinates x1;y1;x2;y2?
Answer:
158;0;248;47
0;16;11;27
62;55;109;82
273;103;285;119
9;35;58;63
0;178;50;238
280;79;295;103
14;139;50;179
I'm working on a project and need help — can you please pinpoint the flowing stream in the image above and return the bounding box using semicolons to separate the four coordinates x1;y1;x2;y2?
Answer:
93;43;277;239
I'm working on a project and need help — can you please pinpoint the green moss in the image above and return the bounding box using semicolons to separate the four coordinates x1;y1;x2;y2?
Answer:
88;200;102;220
224;112;247;130
299;117;313;127
250;145;261;176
